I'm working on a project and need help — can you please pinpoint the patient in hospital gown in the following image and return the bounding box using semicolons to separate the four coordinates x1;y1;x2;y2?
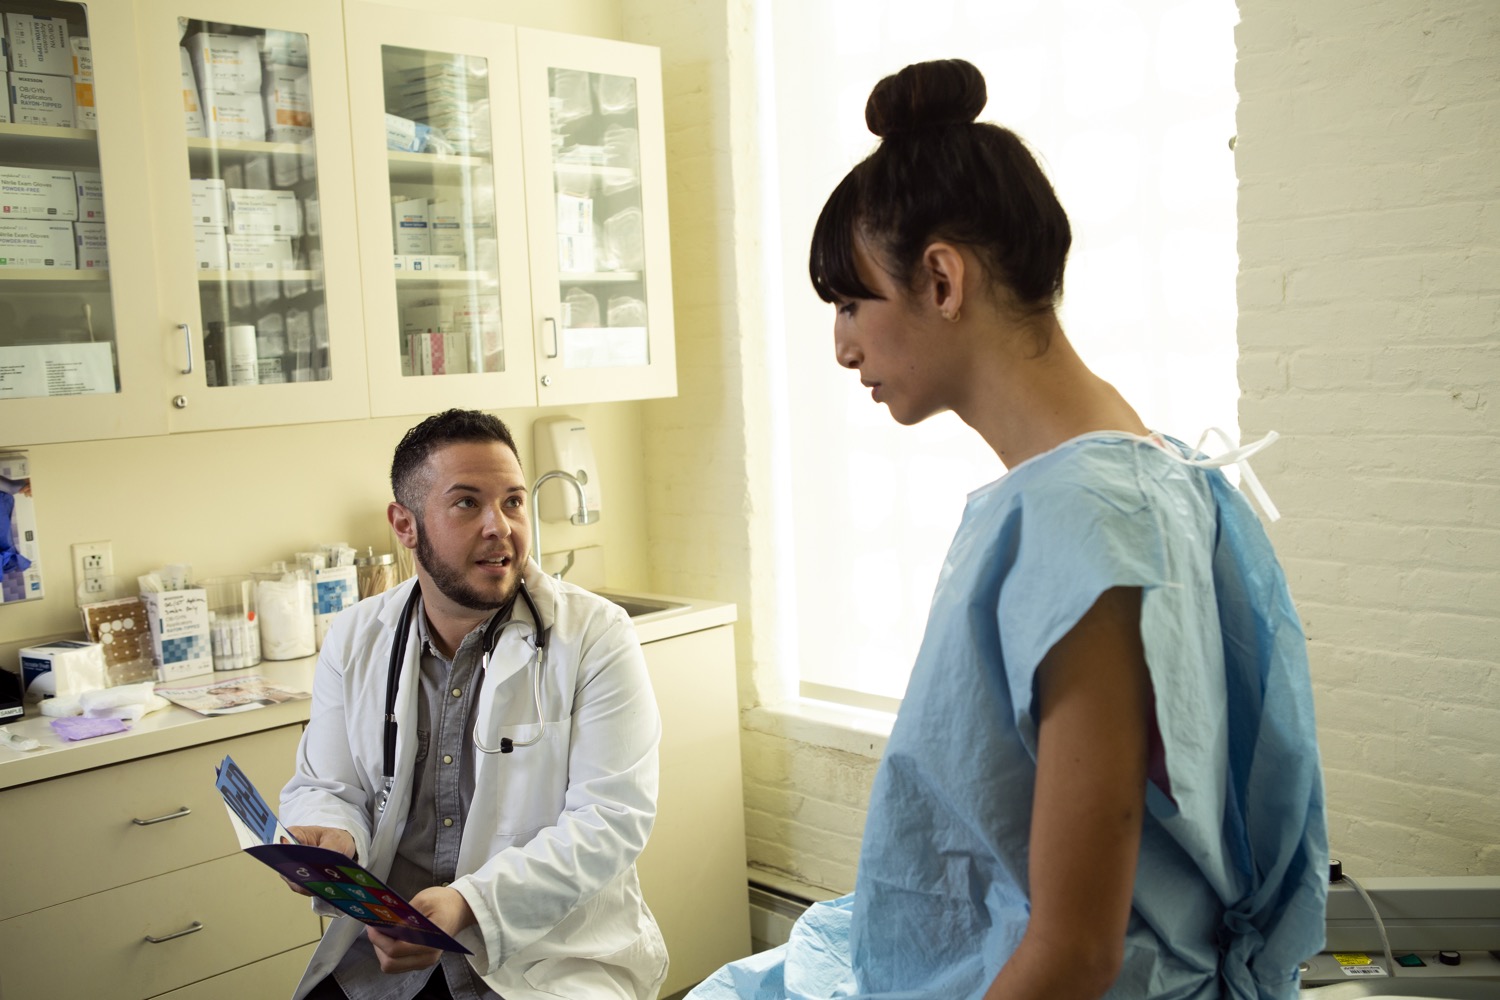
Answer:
691;58;1326;1000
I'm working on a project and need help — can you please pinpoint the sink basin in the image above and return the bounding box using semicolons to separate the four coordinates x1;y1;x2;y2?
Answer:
595;592;690;620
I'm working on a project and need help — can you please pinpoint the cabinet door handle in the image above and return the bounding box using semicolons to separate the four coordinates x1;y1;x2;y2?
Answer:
178;322;195;375
132;806;192;826
544;316;559;359
145;920;203;944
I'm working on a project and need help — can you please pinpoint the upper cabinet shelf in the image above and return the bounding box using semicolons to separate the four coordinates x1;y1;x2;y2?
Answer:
2;0;676;446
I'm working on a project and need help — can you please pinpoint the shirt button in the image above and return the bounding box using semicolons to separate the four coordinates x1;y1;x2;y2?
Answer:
450;687;462;698
443;817;454;827
442;754;453;765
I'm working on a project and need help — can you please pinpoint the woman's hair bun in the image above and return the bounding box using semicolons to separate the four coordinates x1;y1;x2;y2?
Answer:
865;58;987;138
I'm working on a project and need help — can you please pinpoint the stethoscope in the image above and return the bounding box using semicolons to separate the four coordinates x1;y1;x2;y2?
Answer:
377;578;548;815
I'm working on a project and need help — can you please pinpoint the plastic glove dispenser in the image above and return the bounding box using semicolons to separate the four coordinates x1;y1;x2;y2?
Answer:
534;416;602;523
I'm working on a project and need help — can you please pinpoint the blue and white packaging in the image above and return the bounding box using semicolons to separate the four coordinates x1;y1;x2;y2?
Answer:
141;589;213;682
312;564;356;648
19;640;105;700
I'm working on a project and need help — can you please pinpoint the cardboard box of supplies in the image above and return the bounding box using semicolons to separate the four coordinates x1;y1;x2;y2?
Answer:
19;640;105;700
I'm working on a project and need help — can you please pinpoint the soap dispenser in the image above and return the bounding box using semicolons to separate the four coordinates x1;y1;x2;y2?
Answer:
533;416;602;523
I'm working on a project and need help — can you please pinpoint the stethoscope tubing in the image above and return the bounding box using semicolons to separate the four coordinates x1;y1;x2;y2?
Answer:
379;578;548;812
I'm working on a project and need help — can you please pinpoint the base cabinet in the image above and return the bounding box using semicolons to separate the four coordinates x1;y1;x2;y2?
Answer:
638;624;752;997
0;725;318;1000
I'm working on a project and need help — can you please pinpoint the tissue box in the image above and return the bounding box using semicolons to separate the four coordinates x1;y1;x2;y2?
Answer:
141;589;213;681
19;640;106;700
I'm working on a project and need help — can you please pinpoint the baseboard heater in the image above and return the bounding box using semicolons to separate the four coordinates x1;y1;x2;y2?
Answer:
748;881;814;952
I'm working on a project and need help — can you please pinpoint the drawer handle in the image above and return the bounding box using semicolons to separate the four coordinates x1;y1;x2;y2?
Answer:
132;806;192;826
145;920;203;944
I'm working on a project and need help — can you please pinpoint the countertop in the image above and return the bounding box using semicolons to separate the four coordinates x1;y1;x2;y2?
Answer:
0;590;735;791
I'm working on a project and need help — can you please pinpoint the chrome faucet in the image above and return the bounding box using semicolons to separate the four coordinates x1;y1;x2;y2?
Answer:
529;470;597;575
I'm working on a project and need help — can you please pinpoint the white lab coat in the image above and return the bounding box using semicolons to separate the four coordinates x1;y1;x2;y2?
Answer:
282;565;667;1000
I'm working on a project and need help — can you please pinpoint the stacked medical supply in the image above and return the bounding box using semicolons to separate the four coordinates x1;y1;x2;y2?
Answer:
0;166;115;271
70;35;93;129
137;566;213;682
397;291;502;376
181;26;312;144
4;12;75;128
390;58;490;155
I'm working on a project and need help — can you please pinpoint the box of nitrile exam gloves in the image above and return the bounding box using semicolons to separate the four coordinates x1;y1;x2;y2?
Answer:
141;589;213;682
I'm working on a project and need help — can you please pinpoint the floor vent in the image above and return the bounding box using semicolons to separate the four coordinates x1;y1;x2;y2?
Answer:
748;881;813;953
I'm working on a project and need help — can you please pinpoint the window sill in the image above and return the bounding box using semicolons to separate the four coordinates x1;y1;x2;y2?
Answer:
742;698;894;760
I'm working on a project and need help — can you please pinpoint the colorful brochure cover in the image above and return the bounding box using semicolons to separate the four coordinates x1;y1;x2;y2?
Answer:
214;754;471;954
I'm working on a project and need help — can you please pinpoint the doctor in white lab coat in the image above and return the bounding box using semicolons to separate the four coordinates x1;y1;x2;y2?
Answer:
281;409;666;1000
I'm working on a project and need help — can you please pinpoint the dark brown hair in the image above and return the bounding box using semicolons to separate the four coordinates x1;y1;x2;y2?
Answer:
809;59;1071;315
391;409;519;514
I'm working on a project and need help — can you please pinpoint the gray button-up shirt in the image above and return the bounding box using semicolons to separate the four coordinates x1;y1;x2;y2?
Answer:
332;601;509;1000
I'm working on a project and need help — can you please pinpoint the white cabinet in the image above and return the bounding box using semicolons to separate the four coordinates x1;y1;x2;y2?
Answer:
637;624;752;996
347;5;676;415
2;1;676;445
517;28;677;405
0;725;319;999
136;0;372;434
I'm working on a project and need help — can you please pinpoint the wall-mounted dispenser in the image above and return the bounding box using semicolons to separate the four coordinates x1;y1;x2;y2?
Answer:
533;416;602;523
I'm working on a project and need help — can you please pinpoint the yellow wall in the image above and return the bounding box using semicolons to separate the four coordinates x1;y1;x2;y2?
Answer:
0;0;655;664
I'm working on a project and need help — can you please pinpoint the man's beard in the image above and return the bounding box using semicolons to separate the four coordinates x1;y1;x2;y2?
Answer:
415;523;518;612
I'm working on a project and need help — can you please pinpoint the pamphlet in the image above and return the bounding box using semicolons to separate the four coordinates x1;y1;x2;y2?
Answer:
214;754;471;953
158;674;309;715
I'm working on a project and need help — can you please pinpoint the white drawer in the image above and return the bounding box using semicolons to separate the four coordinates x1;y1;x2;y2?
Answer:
0;851;320;1000
0;724;302;920
155;942;317;1000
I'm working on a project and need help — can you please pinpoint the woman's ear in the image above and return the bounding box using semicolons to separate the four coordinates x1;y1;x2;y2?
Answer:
922;242;967;321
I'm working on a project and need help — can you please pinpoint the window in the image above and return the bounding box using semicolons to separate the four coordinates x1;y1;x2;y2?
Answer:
760;0;1241;703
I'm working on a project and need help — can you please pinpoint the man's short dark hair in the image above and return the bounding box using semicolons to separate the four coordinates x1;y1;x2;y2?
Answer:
390;409;520;514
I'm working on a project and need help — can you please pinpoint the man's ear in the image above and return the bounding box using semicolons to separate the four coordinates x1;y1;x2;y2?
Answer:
922;242;967;321
388;501;419;550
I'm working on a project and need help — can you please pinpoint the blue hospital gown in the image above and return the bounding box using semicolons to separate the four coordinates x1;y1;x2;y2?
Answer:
693;432;1327;1000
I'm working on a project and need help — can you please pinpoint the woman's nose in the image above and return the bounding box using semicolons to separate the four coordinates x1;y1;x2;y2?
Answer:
834;328;861;370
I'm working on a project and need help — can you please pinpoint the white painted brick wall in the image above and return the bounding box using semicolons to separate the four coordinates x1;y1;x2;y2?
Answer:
1237;0;1500;874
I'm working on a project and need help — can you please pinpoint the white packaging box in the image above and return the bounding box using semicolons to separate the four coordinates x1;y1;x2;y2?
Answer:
74;220;107;269
71;37;96;130
392;197;430;254
202;90;267;141
74;169;105;221
190;178;227;226
429;199;467;258
194;226;228;269
259;29;309;68
8;71;75;128
557;194;592;236
428;254;461;271
6;14;72;77
558;232;595;274
261;63;312;143
392;254;407;271
185;32;262;94
243;154;271;191
19;640;105;700
70;36;93;80
141;589;213;682
228;187;300;236
179;46;206;137
0;166;77;220
0;220;76;268
401;302;447;335
0;97;9;124
227;233;293;271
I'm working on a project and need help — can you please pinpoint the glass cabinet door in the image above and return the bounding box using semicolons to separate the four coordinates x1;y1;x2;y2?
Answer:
139;0;366;433
518;29;676;405
0;0;168;444
347;5;536;416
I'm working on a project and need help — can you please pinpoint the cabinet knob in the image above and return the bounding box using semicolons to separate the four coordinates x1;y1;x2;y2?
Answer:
540;375;553;387
173;395;189;409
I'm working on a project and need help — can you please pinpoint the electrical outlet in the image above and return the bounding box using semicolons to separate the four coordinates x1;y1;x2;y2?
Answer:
71;541;114;606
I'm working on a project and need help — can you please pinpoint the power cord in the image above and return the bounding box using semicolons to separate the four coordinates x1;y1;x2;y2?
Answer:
1332;860;1397;978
